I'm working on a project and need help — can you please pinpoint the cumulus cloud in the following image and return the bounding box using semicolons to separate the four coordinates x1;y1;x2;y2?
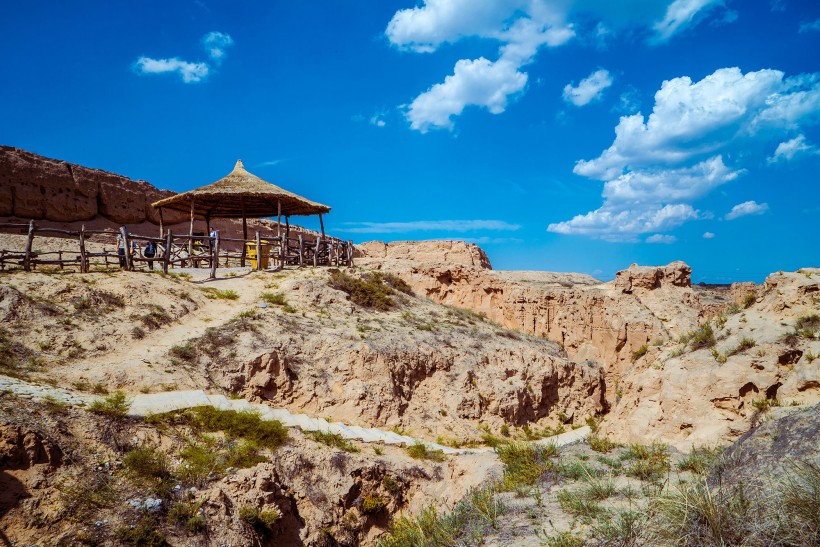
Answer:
388;1;732;131
563;69;613;106
703;231;715;238
652;0;726;42
134;32;233;83
550;66;820;240
726;201;769;220
134;57;209;83
407;58;527;132
202;31;234;61
340;219;521;234
646;234;677;244
768;134;819;163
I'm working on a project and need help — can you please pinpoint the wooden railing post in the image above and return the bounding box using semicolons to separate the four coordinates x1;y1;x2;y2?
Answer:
347;240;354;267
162;230;172;274
255;232;261;271
313;237;321;267
120;226;133;271
280;234;285;269
298;235;304;267
209;232;219;279
79;225;88;273
23;220;35;272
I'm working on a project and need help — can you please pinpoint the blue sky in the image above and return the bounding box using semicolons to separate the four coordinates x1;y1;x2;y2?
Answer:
1;0;818;282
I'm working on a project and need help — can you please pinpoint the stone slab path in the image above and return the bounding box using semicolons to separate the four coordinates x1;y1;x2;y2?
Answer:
0;375;590;456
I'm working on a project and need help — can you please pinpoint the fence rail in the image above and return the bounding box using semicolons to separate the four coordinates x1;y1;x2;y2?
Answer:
0;221;354;277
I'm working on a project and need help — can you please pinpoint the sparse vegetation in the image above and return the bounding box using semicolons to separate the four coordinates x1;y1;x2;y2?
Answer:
622;441;671;482
139;304;172;329
496;442;557;489
310;430;360;453
795;313;820;338
87;391;131;418
115;517;167;546
680;322;716;350
406;442;447;462
588;435;621;453
199;287;239;300
362;495;386;514
743;293;757;308
328;270;408;310
631;344;649;362
677;445;724;475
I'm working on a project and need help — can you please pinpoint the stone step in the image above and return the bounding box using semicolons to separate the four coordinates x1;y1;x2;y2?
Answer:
346;425;383;443
205;394;233;410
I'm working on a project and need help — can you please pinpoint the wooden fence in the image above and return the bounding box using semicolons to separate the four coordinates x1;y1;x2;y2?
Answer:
0;221;354;277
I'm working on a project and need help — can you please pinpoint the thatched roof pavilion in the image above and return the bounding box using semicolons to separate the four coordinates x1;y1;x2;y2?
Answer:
151;160;331;240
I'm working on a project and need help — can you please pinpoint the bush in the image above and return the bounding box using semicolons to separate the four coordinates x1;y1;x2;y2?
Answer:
60;473;118;521
406;442;447;462
123;445;171;483
631;344;649;362
188;407;288;449
382;475;400;493
623;441;671;482
742;293;757;308
558;489;605;520
328;271;401;310
677;445;724;475
588;435;621;453
200;287;239;300
87;391;131;418
168;342;197;362
140;304;172;330
115;518;167;546
795;313;820;338
238;505;280;530
688;322;716;350
168;498;206;533
362;495;386;514
496;442;557;489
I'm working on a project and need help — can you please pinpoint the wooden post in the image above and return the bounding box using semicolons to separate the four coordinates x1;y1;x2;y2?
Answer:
277;199;282;238
348;240;354;267
120;225;133;271
280;234;285;269
205;214;211;238
209;231;219;279
79;225;88;273
285;215;290;239
313;237;320;267
162;230;172;274
188;199;195;256
240;198;247;267
255;231;261;271
159;208;164;238
298;235;304;267
23;220;35;272
319;213;325;237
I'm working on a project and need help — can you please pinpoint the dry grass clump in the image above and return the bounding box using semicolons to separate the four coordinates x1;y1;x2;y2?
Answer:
115;516;167;546
677;445;725;475
795;313;820;338
87;391;131;419
631;344;649;362
0;327;35;378
186;406;288;450
139;304;173;330
238;505;281;530
199;287;239;300
328;270;410;310
622;441;671;482
362;495;386;514
679;322;716;351
588;435;622;453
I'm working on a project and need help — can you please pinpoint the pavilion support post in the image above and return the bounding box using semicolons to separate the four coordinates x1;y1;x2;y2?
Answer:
162;230;172;274
348;240;354;267
319;213;325;237
277;199;282;237
120;225;133;271
188;200;195;256
255;232;261;271
285;216;290;239
79;225;88;273
205;214;211;237
23;220;34;272
159;208;164;238
313;237;320;267
240;199;247;267
298;235;304;267
209;231;219;280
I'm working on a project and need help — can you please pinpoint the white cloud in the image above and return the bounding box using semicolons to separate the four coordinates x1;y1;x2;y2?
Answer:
134;32;232;84
614;86;641;114
550;66;820;240
725;200;769;220
800;19;820;33
406;58;527;132
563;69;613;106
134;57;209;83
340;219;521;234
652;0;725;43
768;134;819;163
703;231;715;238
646;234;677;244
202;31;234;61
388;1;732;131
370;113;387;128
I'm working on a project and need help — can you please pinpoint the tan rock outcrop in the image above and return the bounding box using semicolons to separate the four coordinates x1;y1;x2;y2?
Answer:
357;240;492;269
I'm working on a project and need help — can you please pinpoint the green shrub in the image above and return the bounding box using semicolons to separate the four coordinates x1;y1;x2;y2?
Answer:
632;344;649;362
588;435;621;453
261;291;288;305
795;313;820;338
592;510;644;545
742;293;757;308
115;517;167;546
362;495;386;514
677;445;724;475
382;475;400;493
238;505;280;530
188;406;288;449
751;397;780;412
688;322;716;350
168;498;206;533
200;287;239;300
555;459;601;480
168;342;197;362
123;445;171;483
540;531;585;547
60;473;118;521
557;489;605;520
309;430;360;453
328;271;400;310
87;391;131;418
496;442;557;489
406;442;446;462
623;441;671;482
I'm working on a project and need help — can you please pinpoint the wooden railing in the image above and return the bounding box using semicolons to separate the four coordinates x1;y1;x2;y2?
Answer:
0;221;354;277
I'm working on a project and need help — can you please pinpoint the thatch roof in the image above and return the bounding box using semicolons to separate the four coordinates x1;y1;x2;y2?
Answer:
151;160;331;218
